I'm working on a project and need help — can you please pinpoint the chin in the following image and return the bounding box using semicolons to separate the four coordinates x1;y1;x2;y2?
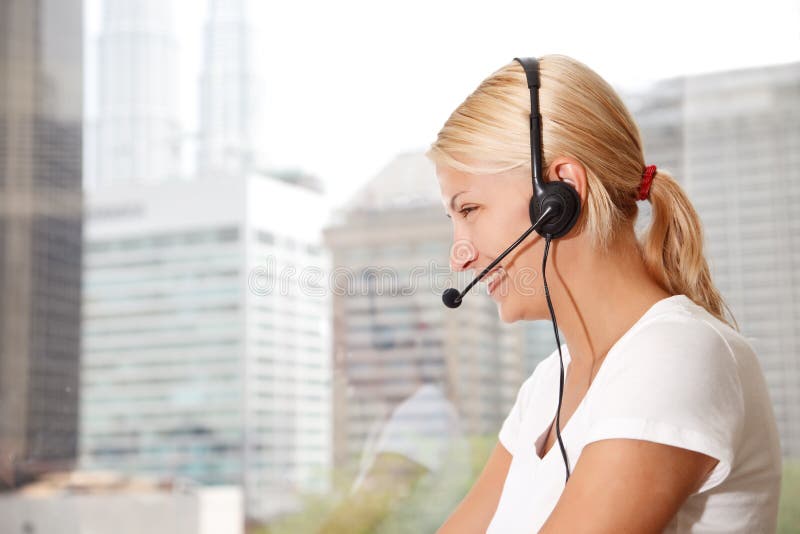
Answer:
496;293;547;323
496;297;523;324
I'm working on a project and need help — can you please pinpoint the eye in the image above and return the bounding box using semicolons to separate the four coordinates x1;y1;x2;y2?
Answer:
459;206;477;218
444;205;478;219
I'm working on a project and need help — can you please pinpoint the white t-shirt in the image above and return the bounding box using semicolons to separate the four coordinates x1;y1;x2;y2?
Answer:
487;294;782;533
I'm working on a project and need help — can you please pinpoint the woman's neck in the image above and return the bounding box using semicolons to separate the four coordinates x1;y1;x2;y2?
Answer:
546;233;672;373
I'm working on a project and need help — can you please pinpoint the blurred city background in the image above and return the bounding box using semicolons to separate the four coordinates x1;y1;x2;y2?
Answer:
0;0;798;532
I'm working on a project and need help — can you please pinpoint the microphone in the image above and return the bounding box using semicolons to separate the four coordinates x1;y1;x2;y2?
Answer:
442;205;558;308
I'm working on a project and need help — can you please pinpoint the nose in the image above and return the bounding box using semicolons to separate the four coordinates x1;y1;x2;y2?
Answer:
450;239;477;271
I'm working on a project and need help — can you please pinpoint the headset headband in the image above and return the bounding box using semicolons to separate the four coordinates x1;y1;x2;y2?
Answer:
513;57;545;199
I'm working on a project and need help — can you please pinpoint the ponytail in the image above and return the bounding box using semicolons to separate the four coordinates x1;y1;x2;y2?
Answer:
640;168;740;331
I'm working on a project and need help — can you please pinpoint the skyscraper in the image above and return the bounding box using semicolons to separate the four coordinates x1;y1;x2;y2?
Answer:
631;61;800;458
89;0;182;188
80;172;331;521
196;0;270;179
324;152;554;475
0;0;83;488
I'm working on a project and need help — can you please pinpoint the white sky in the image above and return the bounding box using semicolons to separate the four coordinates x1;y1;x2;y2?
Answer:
84;0;800;206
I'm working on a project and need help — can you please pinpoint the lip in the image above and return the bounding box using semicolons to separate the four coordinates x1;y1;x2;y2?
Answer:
485;268;506;296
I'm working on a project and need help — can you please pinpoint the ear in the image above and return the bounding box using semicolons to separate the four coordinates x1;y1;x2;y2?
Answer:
548;156;588;207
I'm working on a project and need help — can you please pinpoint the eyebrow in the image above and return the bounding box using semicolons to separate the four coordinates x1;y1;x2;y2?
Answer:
446;191;469;214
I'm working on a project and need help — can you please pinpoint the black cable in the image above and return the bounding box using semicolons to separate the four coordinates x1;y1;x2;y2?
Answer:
543;235;571;483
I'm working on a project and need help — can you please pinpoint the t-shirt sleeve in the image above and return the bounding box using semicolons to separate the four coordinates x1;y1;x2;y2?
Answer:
584;318;746;494
499;364;544;455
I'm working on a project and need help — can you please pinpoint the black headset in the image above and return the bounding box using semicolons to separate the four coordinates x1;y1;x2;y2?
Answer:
442;56;581;483
514;57;581;238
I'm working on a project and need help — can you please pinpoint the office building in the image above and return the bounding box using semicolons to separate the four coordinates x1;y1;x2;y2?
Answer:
0;0;83;488
324;152;554;474
196;0;270;178
80;173;330;520
89;0;182;188
0;471;242;534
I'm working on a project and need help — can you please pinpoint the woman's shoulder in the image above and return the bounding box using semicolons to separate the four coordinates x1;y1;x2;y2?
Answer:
529;295;755;386
620;294;753;371
591;295;754;423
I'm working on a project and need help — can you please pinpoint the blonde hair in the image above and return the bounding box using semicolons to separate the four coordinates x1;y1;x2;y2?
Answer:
426;54;739;331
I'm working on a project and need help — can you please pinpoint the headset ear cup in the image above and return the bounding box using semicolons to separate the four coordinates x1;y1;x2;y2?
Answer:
529;182;581;239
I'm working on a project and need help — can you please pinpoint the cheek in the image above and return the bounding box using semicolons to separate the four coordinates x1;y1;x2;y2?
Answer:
503;202;533;238
481;209;529;253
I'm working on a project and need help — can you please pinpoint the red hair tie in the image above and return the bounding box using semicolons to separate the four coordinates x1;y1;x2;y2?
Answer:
638;165;657;201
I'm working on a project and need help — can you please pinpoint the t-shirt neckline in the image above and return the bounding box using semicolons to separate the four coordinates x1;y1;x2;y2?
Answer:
533;293;690;461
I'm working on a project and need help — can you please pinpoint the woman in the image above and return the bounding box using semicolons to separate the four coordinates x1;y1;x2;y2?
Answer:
427;55;782;533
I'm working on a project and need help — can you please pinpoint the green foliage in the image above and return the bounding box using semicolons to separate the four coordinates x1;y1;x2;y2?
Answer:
249;434;496;534
779;459;800;534
248;464;359;534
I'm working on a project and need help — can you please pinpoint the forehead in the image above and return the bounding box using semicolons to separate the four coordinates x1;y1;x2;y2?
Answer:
436;162;532;209
436;163;480;191
436;164;479;206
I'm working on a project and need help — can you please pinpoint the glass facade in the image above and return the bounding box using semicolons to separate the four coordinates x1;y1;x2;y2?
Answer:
0;0;83;488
